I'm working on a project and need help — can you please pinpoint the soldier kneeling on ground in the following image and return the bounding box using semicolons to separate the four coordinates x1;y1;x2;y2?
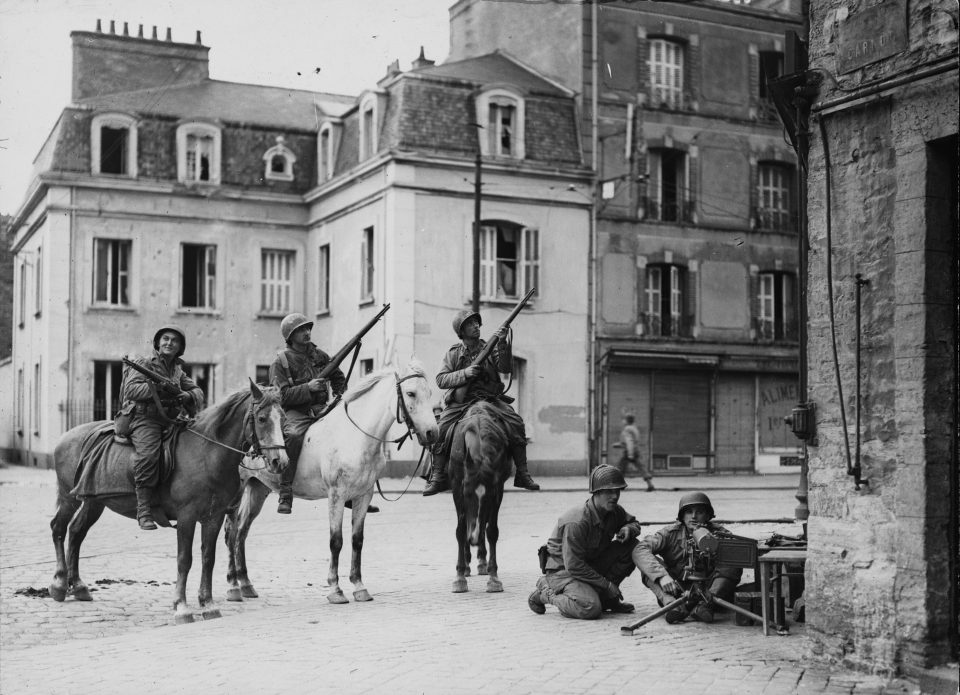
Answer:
634;491;743;624
527;464;640;619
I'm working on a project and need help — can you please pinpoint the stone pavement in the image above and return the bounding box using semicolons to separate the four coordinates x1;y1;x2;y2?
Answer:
0;464;919;695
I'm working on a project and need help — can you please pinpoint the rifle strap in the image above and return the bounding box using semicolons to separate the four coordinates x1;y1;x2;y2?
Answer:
277;350;294;387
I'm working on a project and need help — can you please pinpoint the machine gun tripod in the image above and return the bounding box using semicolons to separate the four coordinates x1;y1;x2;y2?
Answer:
620;527;778;635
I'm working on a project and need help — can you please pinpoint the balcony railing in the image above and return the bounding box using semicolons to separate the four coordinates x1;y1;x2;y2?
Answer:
640;312;693;338
753;207;795;232
640;197;696;224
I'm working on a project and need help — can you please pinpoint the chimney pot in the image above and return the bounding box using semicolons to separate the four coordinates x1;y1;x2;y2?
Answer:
196;30;202;44
152;25;158;40
96;19;102;32
109;20;116;34
138;24;144;38
123;21;129;36
165;27;172;41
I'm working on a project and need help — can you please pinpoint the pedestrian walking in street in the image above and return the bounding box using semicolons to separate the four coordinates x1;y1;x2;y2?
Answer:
422;308;539;495
120;325;204;530
618;414;655;491
634;491;743;624
527;464;640;619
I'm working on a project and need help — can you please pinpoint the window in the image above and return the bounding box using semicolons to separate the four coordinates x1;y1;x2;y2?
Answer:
16;368;23;434
91;113;137;177
33;361;41;436
644;148;690;223
319;126;334;181
182;363;214;404
262;136;296;182
181;243;217;310
360;227;375;301
649;39;684;109
318;244;331;313
177;122;221;185
480;222;539;300
644;264;685;337
476;89;526;159
34;247;42;317
756;163;794;231
18;261;26;326
758;272;797;341
360;99;377;160
359;359;374;377
256;364;271;386
93;360;123;420
260;250;294;315
759;51;784;100
93;239;131;306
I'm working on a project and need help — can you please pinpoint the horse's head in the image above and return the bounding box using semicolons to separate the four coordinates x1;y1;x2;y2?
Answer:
396;359;440;447
247;380;289;474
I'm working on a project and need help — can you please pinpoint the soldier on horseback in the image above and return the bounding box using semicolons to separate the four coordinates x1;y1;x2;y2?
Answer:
120;325;204;530
422;309;539;496
269;313;347;514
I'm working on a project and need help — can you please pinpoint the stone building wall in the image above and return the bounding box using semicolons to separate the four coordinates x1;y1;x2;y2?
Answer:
803;0;958;675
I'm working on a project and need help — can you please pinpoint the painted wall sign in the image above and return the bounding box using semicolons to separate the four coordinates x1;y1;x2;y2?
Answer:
837;0;907;74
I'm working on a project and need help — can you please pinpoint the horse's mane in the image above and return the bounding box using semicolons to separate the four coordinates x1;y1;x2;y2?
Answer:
468;401;511;446
342;360;428;405
193;385;282;439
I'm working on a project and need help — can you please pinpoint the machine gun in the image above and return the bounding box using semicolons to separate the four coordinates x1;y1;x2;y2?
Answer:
449;288;535;404
122;356;183;396
620;526;769;635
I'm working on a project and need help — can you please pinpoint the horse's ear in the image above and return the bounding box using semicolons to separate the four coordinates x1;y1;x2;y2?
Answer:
249;378;264;400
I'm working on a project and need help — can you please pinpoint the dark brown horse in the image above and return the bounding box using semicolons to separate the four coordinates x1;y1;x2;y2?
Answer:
49;382;287;622
449;400;513;594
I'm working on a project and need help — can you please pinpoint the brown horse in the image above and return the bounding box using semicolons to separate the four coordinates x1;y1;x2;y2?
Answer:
49;382;287;623
449;400;513;594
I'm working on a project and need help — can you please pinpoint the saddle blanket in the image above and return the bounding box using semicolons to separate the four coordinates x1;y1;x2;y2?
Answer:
70;423;177;499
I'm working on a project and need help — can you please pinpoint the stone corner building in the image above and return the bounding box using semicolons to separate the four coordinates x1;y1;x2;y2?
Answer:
802;0;958;678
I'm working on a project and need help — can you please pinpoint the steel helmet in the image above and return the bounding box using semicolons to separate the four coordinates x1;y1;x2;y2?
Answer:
452;309;481;337
153;325;186;357
589;464;628;493
677;491;715;521
280;313;313;342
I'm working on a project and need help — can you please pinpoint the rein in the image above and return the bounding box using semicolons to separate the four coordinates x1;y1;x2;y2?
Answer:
183;398;285;472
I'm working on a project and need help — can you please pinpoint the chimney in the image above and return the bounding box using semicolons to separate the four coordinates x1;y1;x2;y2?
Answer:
71;22;210;102
377;59;402;87
412;46;435;69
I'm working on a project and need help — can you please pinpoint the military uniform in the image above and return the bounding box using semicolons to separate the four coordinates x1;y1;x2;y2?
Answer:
533;498;642;620
269;342;346;502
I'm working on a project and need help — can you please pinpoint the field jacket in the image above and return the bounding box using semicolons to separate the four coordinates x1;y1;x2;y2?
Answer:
120;351;204;421
635;521;743;584
269;343;346;416
436;338;511;406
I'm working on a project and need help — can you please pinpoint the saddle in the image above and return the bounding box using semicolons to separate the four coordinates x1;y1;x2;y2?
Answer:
70;422;181;525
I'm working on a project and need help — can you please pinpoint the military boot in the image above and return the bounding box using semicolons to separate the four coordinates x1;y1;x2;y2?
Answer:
511;444;540;491
135;487;157;531
422;450;450;496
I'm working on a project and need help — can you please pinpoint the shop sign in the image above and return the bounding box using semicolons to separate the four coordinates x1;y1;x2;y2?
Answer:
837;0;907;74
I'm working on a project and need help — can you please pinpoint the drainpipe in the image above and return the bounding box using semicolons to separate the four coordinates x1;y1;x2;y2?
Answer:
587;0;600;473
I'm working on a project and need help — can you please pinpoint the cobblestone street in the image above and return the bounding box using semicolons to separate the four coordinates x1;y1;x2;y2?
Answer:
0;465;917;694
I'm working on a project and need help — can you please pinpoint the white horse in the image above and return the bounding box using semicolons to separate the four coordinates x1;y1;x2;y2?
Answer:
224;360;439;604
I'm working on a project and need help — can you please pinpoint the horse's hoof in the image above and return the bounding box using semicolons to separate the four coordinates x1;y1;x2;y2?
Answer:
353;590;373;602
49;584;67;603
486;579;504;593
175;612;195;625
464;567;471;577
240;585;259;599
201;608;222;620
226;588;243;602
477;562;488;576
452;578;468;593
327;590;349;605
71;586;93;602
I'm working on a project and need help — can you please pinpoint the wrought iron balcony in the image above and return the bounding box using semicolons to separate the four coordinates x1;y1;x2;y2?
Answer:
640;197;696;224
755;317;799;342
640;312;693;338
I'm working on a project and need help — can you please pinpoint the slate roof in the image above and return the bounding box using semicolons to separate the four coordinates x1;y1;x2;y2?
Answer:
410;51;570;97
77;79;355;131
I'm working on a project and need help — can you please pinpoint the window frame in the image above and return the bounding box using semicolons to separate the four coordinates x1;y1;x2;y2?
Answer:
360;227;375;303
259;248;295;316
180;242;218;312
176;121;222;185
91;112;138;178
92;238;132;308
18;260;26;327
93;360;124;421
645;147;690;223
643;263;685;337
479;222;539;301
648;38;685;110
475;88;526;160
318;122;340;182
359;96;378;161
317;243;331;314
756;162;794;232
757;270;797;341
32;360;41;437
33;246;42;317
262;136;297;182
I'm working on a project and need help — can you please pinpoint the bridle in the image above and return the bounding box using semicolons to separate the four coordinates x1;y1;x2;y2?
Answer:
184;396;286;471
343;371;427;448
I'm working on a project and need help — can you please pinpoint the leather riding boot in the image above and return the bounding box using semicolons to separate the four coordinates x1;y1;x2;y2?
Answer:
135;486;157;531
511;444;540;491
422;451;450;496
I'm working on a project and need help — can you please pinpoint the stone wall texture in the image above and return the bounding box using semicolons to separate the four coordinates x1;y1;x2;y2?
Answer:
804;0;958;675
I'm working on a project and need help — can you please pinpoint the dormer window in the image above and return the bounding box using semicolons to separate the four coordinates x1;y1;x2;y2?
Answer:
359;96;378;161
263;136;296;182
475;88;525;159
91;113;137;177
176;122;221;185
318;122;340;182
